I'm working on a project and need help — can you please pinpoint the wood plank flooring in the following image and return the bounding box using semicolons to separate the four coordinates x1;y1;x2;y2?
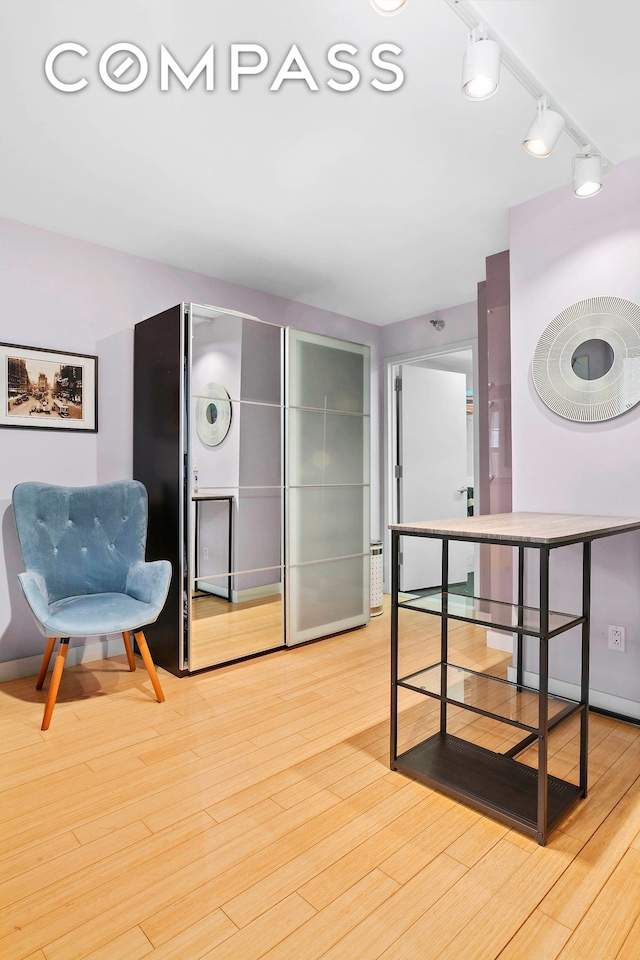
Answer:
1;604;639;960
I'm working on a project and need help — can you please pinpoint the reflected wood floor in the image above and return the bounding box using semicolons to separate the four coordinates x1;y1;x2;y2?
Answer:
1;604;639;960
190;595;283;670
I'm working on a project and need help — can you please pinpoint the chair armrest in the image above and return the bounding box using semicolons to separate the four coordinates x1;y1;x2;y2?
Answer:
125;560;172;609
17;571;51;634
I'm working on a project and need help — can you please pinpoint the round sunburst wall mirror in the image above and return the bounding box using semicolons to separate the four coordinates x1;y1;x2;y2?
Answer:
532;296;640;422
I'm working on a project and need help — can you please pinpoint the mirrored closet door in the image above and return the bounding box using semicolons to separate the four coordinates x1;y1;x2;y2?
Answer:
188;306;284;670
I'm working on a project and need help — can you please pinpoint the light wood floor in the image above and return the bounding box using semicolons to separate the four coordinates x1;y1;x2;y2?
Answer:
1;605;639;960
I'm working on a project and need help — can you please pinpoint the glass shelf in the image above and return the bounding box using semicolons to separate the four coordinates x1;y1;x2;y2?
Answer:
399;662;579;732
398;592;583;637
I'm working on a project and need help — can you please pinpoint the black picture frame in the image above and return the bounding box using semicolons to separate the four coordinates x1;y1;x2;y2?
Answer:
1;342;98;433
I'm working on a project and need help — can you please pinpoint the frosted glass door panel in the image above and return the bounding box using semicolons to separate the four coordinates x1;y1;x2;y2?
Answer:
288;409;369;486
286;329;370;646
288;557;370;643
288;332;370;414
288;487;369;565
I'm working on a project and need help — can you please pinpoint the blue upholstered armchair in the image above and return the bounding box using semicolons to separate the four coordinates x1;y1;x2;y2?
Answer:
12;480;171;729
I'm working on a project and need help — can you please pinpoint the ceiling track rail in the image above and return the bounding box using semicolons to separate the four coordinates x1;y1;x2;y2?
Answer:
443;0;612;168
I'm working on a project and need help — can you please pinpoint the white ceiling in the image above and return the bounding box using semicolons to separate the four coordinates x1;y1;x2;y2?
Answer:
0;1;637;326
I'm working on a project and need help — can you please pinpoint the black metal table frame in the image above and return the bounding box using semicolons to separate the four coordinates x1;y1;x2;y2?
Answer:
390;528;592;846
193;495;234;603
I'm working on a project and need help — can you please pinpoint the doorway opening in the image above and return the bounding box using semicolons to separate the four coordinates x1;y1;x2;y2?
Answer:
385;341;479;597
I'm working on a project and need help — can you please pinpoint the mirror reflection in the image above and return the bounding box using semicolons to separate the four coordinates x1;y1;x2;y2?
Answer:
189;309;284;670
571;338;614;381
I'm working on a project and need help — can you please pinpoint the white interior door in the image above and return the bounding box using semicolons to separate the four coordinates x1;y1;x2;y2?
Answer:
399;364;468;592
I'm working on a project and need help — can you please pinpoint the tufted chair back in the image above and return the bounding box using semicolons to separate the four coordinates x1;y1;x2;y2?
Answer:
13;480;148;604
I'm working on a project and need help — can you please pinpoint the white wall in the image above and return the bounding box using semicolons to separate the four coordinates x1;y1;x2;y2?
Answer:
0;217;382;669
510;157;640;710
191;315;243;592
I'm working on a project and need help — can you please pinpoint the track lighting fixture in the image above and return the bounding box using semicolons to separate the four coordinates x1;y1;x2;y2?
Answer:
573;151;603;198
445;0;609;196
430;319;445;331
522;97;565;158
462;27;500;101
369;0;408;15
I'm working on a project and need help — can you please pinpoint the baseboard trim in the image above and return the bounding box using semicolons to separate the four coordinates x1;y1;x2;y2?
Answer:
506;666;640;723
0;637;127;683
195;581;281;603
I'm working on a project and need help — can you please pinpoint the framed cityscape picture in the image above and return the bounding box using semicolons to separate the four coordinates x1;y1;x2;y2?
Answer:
0;342;98;432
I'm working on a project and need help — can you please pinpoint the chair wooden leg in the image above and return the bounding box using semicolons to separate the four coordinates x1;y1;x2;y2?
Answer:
133;630;165;703
36;637;57;690
41;638;70;731
122;631;136;672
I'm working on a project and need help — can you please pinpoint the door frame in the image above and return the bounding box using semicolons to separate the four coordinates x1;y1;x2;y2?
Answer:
383;338;479;592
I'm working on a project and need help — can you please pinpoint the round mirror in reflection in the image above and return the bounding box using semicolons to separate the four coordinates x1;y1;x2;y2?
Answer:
571;339;615;381
195;382;231;445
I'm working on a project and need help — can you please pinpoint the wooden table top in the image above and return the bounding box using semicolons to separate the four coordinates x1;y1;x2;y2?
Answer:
389;511;640;545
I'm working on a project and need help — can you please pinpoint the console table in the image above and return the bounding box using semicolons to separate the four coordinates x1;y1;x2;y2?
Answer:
389;512;640;845
193;494;234;602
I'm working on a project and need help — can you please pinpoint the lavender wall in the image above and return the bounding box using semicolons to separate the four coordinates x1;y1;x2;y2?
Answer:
510;157;640;711
0;217;382;667
380;300;477;358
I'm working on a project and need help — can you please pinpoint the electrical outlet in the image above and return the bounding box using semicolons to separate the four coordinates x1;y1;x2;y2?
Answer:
203;547;209;561
608;625;626;652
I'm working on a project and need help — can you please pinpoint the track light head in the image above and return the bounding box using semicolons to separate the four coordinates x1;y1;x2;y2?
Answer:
462;30;500;101
430;319;445;331
369;0;408;14
573;152;603;198
522;97;565;158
